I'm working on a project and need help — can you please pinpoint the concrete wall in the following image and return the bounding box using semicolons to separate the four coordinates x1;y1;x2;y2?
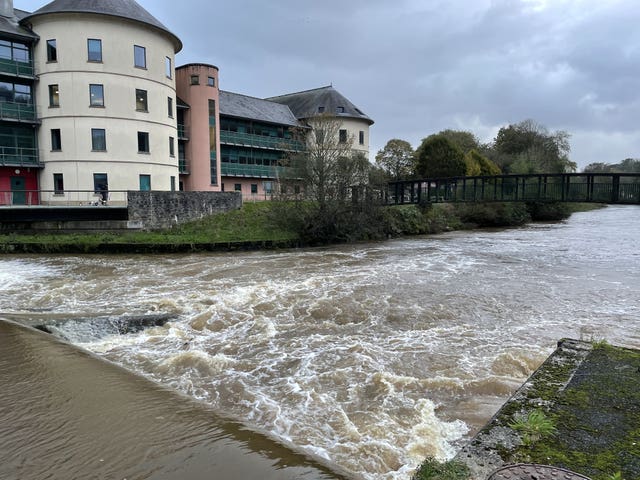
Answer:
127;191;241;229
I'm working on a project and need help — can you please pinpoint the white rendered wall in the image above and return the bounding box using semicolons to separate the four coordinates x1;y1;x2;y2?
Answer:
31;13;179;204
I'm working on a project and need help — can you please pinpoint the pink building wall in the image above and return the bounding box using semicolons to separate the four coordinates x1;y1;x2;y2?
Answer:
176;64;221;191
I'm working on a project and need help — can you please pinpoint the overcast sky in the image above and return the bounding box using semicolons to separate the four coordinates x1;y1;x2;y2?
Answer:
16;0;640;170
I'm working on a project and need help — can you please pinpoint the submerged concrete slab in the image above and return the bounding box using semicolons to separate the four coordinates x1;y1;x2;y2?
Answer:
455;339;640;480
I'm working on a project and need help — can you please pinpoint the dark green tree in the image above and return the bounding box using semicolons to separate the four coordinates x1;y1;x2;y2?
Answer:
375;139;415;180
415;135;467;178
492;119;576;174
465;149;502;176
427;129;481;154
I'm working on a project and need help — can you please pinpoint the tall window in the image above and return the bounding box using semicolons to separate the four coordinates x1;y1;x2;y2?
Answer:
359;131;365;145
51;129;61;151
339;129;348;143
93;173;108;200
139;174;151;191
207;76;215;87
87;39;102;62
167;97;173;117
53;173;64;194
46;39;57;62
91;128;106;151
89;84;104;107
169;136;175;157
137;131;150;153
134;45;146;68
170;176;176;192
48;84;59;107
135;89;148;111
165;57;172;78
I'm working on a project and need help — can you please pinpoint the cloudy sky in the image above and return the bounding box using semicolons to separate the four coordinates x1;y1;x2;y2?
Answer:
16;0;640;170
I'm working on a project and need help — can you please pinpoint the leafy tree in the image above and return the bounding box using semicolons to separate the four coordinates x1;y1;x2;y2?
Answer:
427;129;481;154
375;139;415;180
492;119;576;174
415;135;467;178
465;149;502;176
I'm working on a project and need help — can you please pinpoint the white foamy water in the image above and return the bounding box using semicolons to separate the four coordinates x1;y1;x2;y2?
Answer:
1;205;639;479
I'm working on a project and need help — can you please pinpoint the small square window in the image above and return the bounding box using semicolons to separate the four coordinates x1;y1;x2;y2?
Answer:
251;184;258;194
134;45;146;68
139;174;151;191
190;75;199;85
234;183;242;192
47;39;57;62
136;89;148;112
318;106;325;113
91;128;106;151
169;136;175;157
90;84;104;107
336;106;345;114
166;57;172;78
207;76;215;87
51;129;61;151
138;131;150;153
49;84;59;107
339;129;348;143
88;39;102;62
53;173;64;194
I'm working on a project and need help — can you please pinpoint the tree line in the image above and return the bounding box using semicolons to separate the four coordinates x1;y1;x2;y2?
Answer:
375;119;579;181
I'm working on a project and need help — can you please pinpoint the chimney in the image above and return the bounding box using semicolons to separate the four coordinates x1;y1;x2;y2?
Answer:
0;0;13;18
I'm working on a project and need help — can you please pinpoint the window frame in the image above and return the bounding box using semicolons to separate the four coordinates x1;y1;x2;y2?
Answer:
169;136;175;157
87;38;102;63
190;75;199;85
359;130;365;145
139;174;151;191
134;45;146;69
137;131;150;153
51;128;62;151
53;173;64;194
339;129;348;144
167;97;173;118
135;89;148;112
91;128;106;152
207;76;215;87
89;83;104;107
48;84;59;107
165;56;172;78
46;39;57;62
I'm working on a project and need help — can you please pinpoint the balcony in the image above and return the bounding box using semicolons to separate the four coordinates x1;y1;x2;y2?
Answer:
177;124;189;140
0;146;41;167
220;130;303;152
0;58;35;78
178;156;189;174
0;102;37;123
221;162;291;179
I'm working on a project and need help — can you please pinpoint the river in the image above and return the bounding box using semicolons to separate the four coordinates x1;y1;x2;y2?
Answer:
1;205;638;480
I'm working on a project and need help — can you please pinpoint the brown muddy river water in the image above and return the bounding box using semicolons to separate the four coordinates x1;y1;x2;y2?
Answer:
1;205;639;479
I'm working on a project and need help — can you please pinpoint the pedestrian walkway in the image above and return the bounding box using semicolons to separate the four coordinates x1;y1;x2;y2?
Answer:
488;464;591;479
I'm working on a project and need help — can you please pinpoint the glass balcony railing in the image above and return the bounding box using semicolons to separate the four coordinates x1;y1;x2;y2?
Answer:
221;162;291;178
219;131;303;151
177;124;189;140
0;58;35;77
178;156;189;174
0;102;37;122
0;146;41;167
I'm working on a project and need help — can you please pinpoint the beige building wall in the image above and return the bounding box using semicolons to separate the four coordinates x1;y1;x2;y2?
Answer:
31;14;179;204
338;117;371;159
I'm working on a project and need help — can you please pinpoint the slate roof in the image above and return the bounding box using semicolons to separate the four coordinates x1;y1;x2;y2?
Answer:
0;9;38;40
21;0;182;52
267;86;374;125
219;90;302;128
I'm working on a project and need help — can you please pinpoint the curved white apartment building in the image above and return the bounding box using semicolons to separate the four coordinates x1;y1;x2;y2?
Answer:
23;0;182;204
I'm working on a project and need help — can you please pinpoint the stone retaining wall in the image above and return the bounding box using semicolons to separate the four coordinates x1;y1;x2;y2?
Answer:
127;191;242;230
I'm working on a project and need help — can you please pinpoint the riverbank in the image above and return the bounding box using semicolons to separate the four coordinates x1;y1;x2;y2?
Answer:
448;339;639;480
0;201;603;254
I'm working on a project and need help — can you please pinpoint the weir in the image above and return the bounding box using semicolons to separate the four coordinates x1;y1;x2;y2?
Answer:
0;319;349;480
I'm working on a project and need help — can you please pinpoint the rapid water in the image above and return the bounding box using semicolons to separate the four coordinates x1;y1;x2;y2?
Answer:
1;205;638;479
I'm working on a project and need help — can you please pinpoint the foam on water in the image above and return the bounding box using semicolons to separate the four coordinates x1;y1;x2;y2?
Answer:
3;206;639;479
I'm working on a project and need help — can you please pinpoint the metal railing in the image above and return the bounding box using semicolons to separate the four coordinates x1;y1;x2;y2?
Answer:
387;173;640;205
0;190;130;207
178;156;189;174
0;101;37;122
0;146;41;166
221;162;291;178
220;130;303;151
177;124;189;140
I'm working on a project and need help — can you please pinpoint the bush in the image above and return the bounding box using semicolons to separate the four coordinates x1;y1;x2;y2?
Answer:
453;202;531;227
526;202;572;221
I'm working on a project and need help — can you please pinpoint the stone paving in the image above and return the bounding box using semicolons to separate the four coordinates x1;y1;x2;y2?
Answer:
488;464;591;479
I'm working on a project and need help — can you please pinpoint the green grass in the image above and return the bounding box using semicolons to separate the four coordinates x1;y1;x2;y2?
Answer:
412;458;470;480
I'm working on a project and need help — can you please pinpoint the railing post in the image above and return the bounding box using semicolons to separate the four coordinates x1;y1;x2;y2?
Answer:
612;174;620;203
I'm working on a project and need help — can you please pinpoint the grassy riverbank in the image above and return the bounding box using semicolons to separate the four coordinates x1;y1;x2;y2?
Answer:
0;201;603;254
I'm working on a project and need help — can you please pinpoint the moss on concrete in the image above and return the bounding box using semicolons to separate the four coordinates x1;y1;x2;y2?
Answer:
456;340;640;480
